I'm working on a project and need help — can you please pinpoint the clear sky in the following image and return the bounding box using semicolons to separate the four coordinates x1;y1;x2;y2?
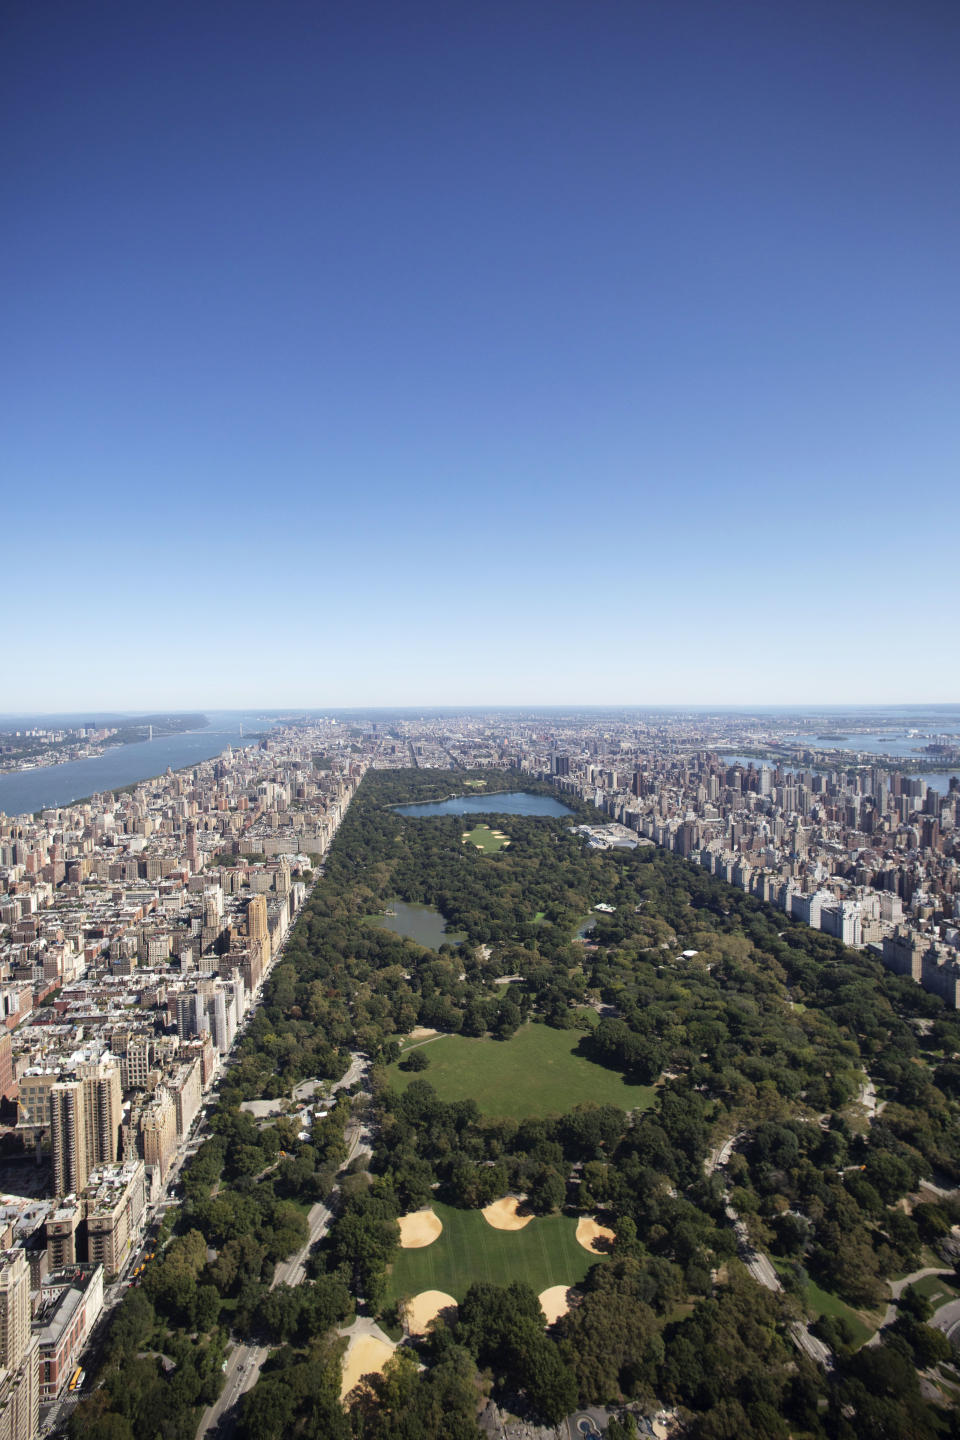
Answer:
3;0;958;710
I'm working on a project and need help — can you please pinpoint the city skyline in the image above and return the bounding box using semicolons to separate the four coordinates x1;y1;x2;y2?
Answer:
5;0;959;710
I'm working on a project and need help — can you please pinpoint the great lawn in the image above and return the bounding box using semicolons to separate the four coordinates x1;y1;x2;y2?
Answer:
390;1022;656;1120
385;1201;598;1306
462;823;509;853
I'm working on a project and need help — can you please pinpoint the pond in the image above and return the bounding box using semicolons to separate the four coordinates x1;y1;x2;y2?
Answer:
393;791;573;818
367;900;464;950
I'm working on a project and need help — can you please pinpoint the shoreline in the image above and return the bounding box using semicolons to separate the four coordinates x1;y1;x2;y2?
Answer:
718;749;960;778
0;727;267;823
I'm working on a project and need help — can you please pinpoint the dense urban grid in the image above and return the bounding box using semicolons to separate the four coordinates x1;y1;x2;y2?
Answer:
0;709;958;1440
0;723;361;1440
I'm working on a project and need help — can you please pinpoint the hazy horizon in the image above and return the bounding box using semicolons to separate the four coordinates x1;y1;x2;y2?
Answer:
3;701;960;722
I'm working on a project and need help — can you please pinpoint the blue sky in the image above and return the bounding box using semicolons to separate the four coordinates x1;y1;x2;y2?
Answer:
3;0;958;709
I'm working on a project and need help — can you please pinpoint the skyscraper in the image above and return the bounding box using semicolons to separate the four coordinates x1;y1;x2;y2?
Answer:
247;892;269;986
79;1056;122;1171
247;893;268;948
49;1057;122;1197
0;1250;30;1371
0;1249;37;1440
50;1081;88;1198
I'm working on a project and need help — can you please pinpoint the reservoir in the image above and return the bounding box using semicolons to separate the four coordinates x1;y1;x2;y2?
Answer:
0;711;268;817
393;792;573;819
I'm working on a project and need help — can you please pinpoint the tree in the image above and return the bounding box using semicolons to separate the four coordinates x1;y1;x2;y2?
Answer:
192;1283;221;1332
494;999;522;1040
606;1419;636;1440
104;1288;155;1361
527;1165;566;1215
513;1320;578;1422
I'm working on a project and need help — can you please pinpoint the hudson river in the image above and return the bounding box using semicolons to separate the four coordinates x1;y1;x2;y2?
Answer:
0;713;268;817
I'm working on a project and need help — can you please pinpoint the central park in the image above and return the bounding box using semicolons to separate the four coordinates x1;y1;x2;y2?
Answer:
70;768;960;1440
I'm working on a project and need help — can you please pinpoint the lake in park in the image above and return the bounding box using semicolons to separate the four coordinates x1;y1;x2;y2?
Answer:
393;791;573;818
368;900;465;949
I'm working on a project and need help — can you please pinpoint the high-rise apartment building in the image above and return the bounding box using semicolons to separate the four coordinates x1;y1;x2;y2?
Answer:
176;990;206;1041
16;1070;58;1132
140;1088;178;1182
123;1035;156;1090
79;1057;122;1172
50;1082;88;1198
0;1250;37;1440
0;1251;29;1371
49;1058;122;1198
247;892;268;948
83;1162;146;1276
0;1035;14;1101
45;1202;81;1270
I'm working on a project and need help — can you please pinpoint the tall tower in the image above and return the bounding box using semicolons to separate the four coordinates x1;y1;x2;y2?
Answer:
50;1081;88;1198
246;893;269;989
79;1056;123;1169
0;1250;30;1370
247;894;268;947
141;1088;178;1182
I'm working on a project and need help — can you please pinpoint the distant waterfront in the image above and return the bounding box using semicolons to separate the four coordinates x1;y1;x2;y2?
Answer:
719;754;957;796
0;712;269;816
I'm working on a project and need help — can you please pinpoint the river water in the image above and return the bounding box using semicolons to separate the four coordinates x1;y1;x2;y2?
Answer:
0;711;271;816
719;754;958;796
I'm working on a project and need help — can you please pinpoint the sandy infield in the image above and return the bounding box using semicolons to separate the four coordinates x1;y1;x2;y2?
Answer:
576;1216;616;1254
339;1335;395;1399
397;1208;443;1248
482;1195;532;1230
538;1285;575;1325
407;1027;438;1041
406;1289;458;1335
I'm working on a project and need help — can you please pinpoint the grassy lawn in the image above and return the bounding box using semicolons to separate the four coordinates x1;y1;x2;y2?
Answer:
385;1201;599;1306
462;823;510;853
804;1278;874;1347
385;1022;657;1120
773;1261;874;1348
910;1273;959;1311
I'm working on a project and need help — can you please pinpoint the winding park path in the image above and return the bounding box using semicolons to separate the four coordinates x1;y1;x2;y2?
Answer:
711;1131;834;1368
864;1267;960;1346
195;1057;371;1440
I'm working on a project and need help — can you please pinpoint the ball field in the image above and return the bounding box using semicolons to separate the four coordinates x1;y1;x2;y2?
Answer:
389;1022;656;1120
461;823;510;852
385;1200;599;1307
